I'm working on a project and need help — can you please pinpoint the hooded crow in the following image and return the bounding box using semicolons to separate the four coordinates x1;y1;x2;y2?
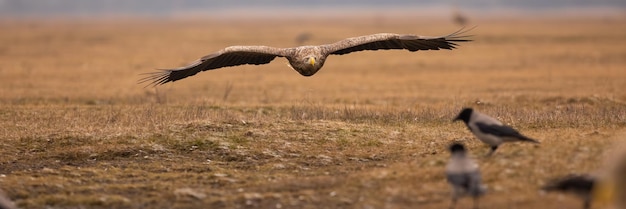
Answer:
446;143;486;209
542;174;596;209
453;108;539;156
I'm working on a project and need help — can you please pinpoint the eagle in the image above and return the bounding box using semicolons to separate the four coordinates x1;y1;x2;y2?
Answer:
140;27;472;86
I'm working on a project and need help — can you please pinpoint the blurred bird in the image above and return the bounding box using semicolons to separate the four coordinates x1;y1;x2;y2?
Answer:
446;143;486;209
294;32;313;45
453;108;540;156
542;174;597;209
595;133;626;209
453;12;469;26
542;132;626;209
0;189;17;209
608;150;626;209
451;5;469;26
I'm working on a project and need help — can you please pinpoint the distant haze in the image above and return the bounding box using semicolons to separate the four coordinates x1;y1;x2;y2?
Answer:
0;0;624;18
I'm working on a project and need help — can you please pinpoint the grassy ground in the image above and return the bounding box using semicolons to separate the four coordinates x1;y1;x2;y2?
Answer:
0;16;625;208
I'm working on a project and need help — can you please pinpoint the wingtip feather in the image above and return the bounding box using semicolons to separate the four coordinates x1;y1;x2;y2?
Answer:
137;69;174;88
445;25;477;42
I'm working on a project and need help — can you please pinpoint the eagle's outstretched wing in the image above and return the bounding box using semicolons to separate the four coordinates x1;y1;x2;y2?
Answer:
139;46;290;86
140;28;473;86
322;27;473;55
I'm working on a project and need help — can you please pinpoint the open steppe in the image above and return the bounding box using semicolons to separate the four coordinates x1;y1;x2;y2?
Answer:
0;15;625;208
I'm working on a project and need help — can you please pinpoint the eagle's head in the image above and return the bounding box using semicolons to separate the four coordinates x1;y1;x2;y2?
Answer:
287;54;325;77
286;46;327;76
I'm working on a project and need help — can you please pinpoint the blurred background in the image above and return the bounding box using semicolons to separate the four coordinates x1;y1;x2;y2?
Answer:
0;0;624;105
1;1;626;209
1;0;624;19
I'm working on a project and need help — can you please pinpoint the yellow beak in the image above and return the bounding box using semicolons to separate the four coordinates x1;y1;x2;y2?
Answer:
309;57;315;66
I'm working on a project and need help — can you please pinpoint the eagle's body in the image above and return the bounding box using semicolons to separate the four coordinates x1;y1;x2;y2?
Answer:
140;28;472;86
286;45;326;76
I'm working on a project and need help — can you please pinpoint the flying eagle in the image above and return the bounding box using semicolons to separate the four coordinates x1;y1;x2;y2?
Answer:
140;27;472;86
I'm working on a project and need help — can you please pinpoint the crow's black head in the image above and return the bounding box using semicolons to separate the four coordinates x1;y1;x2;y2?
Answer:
454;108;473;123
449;143;466;154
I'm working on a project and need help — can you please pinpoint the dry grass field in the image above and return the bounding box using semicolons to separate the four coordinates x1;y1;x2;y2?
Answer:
0;15;625;209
